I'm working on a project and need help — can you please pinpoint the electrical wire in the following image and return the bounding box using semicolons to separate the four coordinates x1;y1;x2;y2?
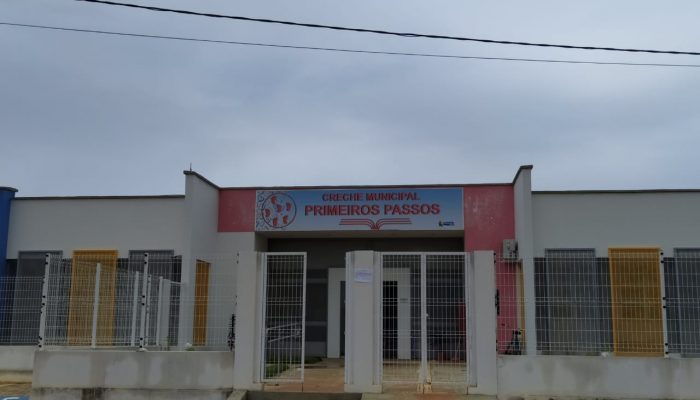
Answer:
3;22;700;69
75;0;700;56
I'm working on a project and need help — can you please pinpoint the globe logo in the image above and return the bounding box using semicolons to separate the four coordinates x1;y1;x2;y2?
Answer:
260;192;297;229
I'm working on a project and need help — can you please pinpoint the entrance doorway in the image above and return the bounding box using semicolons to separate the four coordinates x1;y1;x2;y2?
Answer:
268;237;464;360
328;267;411;360
380;252;471;387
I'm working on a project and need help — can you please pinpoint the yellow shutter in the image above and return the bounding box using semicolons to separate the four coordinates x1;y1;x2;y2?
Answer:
608;247;663;356
193;260;211;346
68;249;118;346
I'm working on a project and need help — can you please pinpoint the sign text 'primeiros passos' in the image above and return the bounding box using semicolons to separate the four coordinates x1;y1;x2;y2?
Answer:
255;188;463;232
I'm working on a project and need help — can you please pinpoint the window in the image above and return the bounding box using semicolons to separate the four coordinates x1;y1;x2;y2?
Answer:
665;248;700;356
536;249;612;355
0;251;61;345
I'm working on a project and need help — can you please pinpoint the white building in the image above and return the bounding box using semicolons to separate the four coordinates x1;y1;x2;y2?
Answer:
1;166;699;399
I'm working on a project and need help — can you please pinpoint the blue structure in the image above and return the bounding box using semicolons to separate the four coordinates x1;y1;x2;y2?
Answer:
0;187;17;278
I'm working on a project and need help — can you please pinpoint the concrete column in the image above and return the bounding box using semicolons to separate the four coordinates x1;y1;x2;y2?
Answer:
513;166;537;355
344;250;382;393
470;251;498;396
232;251;263;390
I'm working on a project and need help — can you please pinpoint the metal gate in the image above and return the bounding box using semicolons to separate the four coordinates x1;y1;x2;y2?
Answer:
259;252;307;383
379;252;472;386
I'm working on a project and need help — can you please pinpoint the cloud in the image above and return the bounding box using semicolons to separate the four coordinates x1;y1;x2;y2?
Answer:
1;0;699;195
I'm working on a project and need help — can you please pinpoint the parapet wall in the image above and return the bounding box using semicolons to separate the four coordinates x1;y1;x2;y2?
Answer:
498;355;700;399
33;350;233;390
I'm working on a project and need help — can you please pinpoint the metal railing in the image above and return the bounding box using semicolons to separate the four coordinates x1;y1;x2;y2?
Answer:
498;250;700;357
1;253;236;351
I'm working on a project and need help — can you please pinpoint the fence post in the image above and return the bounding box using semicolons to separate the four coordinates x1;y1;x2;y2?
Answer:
91;263;102;348
130;271;140;347
155;276;164;346
419;254;428;385
38;253;51;350
139;253;149;350
660;251;669;357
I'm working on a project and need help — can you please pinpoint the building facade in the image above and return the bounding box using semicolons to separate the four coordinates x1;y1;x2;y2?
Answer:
1;166;700;398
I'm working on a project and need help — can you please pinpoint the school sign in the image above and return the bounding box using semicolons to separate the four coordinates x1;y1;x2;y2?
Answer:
255;188;463;232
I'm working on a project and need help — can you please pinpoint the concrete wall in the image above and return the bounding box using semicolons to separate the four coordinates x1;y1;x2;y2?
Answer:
498;355;700;400
181;173;220;347
33;350;233;390
533;191;700;256
513;166;536;355
7;197;185;257
0;346;35;381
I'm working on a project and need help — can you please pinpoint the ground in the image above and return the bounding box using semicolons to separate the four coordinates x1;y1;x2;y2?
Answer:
0;382;32;396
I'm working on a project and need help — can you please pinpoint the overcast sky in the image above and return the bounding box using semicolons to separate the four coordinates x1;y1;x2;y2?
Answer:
1;1;699;196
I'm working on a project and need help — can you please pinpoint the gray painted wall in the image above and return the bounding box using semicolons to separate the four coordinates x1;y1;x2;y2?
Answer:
533;192;700;256
7;197;185;257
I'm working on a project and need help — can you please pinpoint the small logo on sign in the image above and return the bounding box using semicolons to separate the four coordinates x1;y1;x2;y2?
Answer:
260;192;297;228
439;220;455;227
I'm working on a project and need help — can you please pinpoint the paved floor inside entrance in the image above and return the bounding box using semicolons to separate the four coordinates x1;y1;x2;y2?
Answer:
263;359;468;396
263;358;345;393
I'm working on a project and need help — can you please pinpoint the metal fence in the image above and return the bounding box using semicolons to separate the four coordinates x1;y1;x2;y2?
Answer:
379;252;472;387
260;253;306;383
495;257;526;355
0;276;44;345
1;253;236;350
496;249;700;357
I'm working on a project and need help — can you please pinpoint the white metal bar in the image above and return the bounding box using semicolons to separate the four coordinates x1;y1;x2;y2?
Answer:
139;253;149;350
258;253;268;382
420;254;428;384
91;263;102;348
300;253;307;382
145;275;152;343
374;252;382;386
659;252;669;357
37;253;51;349
130;271;140;347
466;253;477;386
156;276;164;346
344;252;353;386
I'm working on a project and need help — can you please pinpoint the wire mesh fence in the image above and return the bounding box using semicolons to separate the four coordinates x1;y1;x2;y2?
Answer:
1;252;236;350
495;257;526;355
665;249;700;356
260;253;306;383
505;248;700;357
380;253;471;386
381;253;421;383
0;276;44;345
425;253;469;384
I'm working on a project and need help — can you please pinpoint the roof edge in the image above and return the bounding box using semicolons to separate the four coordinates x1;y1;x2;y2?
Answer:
512;165;534;185
534;189;700;194
218;182;512;190
14;195;185;200
0;187;19;192
183;170;220;189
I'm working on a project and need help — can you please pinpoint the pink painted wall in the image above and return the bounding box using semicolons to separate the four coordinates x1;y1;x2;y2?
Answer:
463;185;514;252
462;185;518;354
219;185;520;352
218;189;255;232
